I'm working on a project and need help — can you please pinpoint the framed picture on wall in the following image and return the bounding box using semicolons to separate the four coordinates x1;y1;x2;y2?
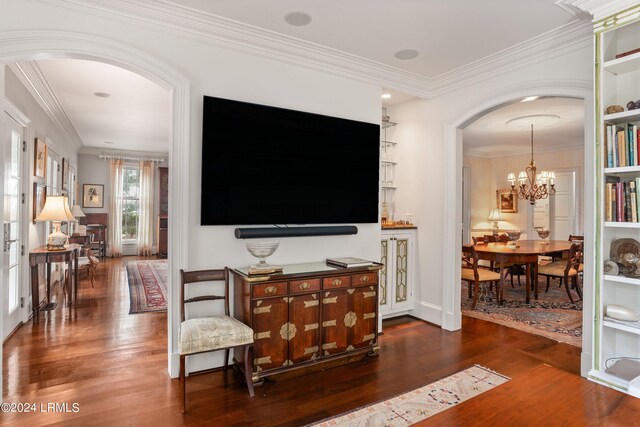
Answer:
83;184;104;208
34;138;47;179
61;158;70;191
496;188;517;213
33;183;46;223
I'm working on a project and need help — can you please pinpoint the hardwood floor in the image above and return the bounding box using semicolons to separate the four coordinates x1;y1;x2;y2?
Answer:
2;256;637;425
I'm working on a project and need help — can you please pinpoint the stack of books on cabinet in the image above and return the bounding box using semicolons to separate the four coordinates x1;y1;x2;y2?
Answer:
590;5;640;396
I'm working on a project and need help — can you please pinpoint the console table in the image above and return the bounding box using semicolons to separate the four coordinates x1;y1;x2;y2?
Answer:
29;244;81;319
231;261;382;383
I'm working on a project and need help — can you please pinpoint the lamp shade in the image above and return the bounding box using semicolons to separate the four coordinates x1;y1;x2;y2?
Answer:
35;196;75;222
488;208;502;222
71;204;86;218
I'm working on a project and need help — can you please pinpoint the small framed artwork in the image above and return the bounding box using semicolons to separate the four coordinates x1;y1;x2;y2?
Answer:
34;138;47;179
33;183;47;223
496;188;518;213
61;158;70;191
83;184;104;208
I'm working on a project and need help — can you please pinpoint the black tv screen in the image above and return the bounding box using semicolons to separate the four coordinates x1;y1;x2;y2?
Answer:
201;96;380;225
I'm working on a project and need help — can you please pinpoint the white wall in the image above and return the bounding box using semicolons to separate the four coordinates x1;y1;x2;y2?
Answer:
383;44;593;332
0;1;382;374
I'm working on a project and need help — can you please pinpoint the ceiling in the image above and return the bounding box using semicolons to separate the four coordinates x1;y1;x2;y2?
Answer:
463;97;584;158
168;0;577;78
15;1;587;154
34;59;170;153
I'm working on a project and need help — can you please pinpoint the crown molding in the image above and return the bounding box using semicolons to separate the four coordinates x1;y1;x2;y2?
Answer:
37;0;433;98
8;61;84;149
428;20;593;98
558;0;639;21
464;141;584;159
78;146;168;158
555;0;593;19
34;1;596;102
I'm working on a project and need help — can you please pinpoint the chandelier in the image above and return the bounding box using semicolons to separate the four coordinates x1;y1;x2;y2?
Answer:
507;123;556;205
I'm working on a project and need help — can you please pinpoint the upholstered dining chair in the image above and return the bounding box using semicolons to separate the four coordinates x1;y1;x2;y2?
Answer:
179;268;255;413
538;242;584;303
65;248;99;288
462;244;501;309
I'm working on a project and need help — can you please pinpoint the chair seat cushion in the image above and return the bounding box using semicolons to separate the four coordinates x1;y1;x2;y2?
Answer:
538;261;577;277
461;267;501;282
179;315;253;355
78;257;90;268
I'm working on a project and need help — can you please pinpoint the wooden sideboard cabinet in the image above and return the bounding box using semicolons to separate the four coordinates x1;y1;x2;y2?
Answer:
231;261;382;382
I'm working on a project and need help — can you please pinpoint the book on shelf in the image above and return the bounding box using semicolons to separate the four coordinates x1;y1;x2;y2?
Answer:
631;180;638;223
326;257;373;268
606;124;639;168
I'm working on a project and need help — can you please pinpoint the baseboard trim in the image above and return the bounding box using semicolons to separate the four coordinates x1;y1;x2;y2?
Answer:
411;300;443;326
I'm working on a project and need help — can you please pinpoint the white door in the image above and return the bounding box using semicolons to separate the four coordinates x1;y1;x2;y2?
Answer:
551;171;576;239
3;114;23;340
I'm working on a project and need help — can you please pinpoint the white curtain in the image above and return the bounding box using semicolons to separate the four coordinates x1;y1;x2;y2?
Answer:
108;158;124;257
137;160;155;256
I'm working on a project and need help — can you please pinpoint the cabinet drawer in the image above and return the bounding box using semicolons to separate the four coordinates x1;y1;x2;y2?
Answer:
290;278;321;294
352;272;378;286
322;275;351;289
253;282;288;298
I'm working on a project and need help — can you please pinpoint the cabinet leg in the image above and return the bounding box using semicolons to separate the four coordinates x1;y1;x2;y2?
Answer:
368;345;380;356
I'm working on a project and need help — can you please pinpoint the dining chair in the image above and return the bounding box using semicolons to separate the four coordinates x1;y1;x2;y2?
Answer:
64;248;99;288
482;235;522;287
462;244;501;309
179;268;255;413
537;242;584;303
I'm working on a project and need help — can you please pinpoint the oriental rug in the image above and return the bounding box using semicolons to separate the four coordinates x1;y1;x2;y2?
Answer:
310;365;509;427
461;275;583;347
127;260;168;314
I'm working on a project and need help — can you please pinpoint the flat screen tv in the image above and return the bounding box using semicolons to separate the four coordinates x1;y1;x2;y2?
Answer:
201;96;380;225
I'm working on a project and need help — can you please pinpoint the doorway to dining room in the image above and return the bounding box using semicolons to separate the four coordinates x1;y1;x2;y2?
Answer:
459;96;585;348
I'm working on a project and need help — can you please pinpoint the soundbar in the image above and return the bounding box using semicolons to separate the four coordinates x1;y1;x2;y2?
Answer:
235;226;358;239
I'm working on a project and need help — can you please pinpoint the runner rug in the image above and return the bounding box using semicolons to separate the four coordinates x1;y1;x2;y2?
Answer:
310;365;509;426
461;275;583;347
127;260;168;314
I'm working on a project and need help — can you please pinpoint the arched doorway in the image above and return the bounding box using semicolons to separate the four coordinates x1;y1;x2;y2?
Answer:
440;81;594;375
0;31;191;401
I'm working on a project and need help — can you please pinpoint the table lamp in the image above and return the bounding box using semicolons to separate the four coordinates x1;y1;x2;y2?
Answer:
488;208;502;236
35;196;76;250
71;204;86;236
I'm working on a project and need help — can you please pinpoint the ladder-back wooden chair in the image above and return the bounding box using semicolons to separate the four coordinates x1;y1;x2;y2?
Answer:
462;244;501;309
179;268;255;413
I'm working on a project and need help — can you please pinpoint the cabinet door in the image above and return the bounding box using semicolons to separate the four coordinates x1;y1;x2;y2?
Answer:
379;235;393;315
392;233;413;311
321;289;350;356
351;285;378;349
288;293;321;364
252;296;289;372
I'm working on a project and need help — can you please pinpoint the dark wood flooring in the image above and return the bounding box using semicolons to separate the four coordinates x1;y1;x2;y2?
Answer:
2;257;637;425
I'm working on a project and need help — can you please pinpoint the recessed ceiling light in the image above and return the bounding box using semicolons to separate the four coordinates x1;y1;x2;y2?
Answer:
394;49;419;60
93;92;111;98
521;96;539;103
103;141;114;144
284;12;312;26
506;114;560;129
382;93;391;99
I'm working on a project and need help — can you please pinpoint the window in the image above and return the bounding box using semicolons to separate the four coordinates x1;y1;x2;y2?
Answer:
122;167;140;240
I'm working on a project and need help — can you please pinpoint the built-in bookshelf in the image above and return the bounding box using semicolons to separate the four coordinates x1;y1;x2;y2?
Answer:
590;5;640;396
381;109;397;223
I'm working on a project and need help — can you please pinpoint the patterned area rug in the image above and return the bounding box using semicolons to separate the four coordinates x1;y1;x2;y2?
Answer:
462;275;583;347
310;365;509;426
127;260;168;314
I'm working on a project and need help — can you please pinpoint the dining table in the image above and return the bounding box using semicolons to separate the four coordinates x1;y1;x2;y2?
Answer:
473;239;573;303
